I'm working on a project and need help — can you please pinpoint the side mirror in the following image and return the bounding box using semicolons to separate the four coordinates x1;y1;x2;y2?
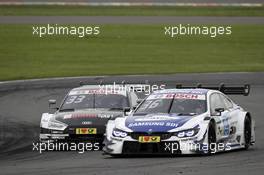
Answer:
214;108;225;116
123;107;131;116
48;99;57;108
136;99;143;104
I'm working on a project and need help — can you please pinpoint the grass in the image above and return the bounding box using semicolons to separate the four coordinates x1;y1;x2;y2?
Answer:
0;24;263;81
0;5;264;16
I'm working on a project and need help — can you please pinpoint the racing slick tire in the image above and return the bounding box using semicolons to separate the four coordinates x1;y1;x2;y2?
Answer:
208;121;216;155
244;116;252;150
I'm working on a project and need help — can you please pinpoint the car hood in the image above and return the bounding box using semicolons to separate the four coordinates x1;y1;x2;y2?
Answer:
54;109;123;126
125;113;194;132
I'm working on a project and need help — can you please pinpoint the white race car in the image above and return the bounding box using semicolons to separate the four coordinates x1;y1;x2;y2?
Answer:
103;84;255;155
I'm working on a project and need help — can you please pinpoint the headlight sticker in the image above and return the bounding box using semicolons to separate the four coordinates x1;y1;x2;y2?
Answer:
112;129;128;138
175;126;200;138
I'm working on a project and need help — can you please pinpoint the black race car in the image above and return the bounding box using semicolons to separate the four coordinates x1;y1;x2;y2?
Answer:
39;84;145;143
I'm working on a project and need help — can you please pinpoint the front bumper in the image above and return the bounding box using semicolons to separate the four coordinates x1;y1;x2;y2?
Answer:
122;141;181;155
39;133;104;142
103;135;205;155
40;127;104;143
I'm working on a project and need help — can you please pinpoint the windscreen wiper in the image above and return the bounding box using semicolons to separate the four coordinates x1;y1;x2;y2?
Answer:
177;113;197;116
133;112;148;115
109;108;124;111
59;108;75;112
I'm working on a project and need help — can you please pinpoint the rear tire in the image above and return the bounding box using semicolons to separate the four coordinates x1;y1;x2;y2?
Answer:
244;116;251;150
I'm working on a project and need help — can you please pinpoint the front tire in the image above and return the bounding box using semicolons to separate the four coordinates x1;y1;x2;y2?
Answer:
244;116;251;150
208;122;216;154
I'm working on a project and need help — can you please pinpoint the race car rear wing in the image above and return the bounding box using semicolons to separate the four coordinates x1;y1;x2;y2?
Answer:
175;83;250;96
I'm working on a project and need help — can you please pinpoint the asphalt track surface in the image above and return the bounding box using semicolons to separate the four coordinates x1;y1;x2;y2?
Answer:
0;72;264;175
1;16;264;24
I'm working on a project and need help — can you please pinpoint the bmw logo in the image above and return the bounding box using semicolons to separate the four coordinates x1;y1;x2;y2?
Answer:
148;129;152;134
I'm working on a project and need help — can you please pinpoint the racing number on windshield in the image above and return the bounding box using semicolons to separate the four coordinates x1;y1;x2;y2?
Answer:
140;100;162;110
65;95;86;104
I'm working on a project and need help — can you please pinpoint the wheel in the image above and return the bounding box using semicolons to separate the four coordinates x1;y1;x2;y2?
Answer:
244;116;251;150
208;121;216;154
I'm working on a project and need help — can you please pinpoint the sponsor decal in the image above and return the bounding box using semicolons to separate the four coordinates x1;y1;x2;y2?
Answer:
63;114;113;119
128;122;178;128
147;93;205;100
63;114;72;119
126;114;192;132
135;115;180;121
64;114;96;119
81;121;92;125
155;89;208;95
69;89;126;96
98;114;114;119
138;136;160;143
174;93;205;100
75;128;97;134
221;115;230;136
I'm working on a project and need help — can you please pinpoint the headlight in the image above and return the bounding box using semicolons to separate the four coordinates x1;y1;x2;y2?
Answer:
48;118;67;130
112;128;128;138
174;126;200;138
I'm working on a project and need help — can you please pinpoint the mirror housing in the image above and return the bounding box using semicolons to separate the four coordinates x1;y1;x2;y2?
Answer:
136;99;143;104
48;99;57;108
214;108;225;116
123;107;131;116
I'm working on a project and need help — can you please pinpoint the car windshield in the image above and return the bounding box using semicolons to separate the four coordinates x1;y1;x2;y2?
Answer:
60;93;129;111
135;93;207;115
